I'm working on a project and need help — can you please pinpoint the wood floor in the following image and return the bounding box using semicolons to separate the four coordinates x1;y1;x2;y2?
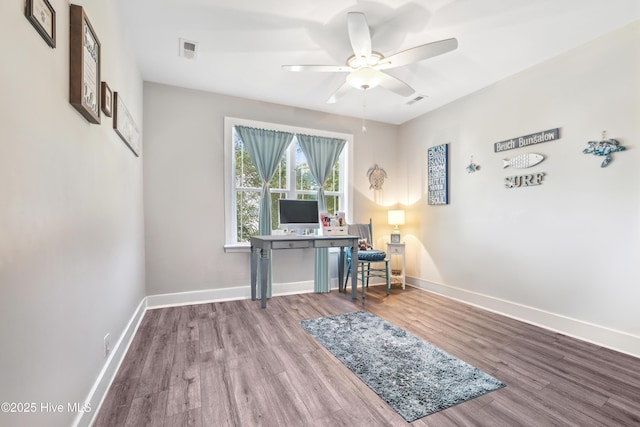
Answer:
93;285;640;426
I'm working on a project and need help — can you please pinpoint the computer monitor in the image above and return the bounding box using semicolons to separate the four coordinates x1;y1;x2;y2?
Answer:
278;199;320;231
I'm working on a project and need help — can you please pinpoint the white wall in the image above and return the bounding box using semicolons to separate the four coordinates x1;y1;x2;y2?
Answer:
399;21;640;355
0;1;145;426
143;83;400;296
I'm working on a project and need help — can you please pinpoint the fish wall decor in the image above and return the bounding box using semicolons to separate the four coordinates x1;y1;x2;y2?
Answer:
503;153;544;169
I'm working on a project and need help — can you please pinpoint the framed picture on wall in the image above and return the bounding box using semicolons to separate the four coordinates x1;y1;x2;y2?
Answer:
101;82;113;117
113;92;141;157
69;4;101;124
427;143;449;205
25;0;56;48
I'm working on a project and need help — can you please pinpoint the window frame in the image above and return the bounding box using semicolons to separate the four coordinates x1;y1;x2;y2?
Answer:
223;117;353;251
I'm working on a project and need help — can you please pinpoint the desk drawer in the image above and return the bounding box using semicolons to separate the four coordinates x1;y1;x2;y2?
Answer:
315;239;351;248
271;240;311;250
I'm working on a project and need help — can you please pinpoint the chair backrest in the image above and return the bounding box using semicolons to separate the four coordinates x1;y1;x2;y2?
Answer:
348;219;373;249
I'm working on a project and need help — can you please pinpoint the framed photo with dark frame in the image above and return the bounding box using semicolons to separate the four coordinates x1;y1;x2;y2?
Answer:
69;4;101;124
113;92;141;157
101;82;113;117
25;0;56;48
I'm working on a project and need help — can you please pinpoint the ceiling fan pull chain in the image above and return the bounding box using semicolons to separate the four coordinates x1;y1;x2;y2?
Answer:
362;90;367;133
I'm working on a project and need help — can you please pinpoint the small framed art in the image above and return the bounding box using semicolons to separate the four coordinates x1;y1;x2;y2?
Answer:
101;82;113;117
113;92;141;157
69;4;101;124
26;0;56;48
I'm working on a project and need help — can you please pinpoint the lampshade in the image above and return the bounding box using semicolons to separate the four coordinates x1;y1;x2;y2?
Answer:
388;210;405;226
346;67;382;90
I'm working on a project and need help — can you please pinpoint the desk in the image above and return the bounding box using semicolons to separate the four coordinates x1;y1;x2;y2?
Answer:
250;234;360;308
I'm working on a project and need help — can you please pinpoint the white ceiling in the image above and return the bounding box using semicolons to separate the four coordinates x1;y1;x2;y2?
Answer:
116;0;640;125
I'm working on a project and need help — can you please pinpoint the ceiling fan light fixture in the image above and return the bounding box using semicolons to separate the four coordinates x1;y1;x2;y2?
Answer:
346;67;382;90
346;52;383;69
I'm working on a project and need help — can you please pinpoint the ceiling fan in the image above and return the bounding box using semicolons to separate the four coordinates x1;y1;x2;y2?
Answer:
282;12;458;104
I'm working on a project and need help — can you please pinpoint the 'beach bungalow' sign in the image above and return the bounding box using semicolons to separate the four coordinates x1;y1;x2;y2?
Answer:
494;128;560;153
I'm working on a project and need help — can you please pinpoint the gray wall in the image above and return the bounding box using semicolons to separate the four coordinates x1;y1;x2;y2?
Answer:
0;1;145;426
143;83;400;296
399;21;640;354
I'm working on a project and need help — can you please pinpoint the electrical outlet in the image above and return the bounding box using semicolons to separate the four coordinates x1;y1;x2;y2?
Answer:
104;333;111;358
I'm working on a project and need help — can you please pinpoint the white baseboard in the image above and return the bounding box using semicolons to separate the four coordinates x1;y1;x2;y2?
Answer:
407;276;640;358
74;298;147;427
145;280;322;308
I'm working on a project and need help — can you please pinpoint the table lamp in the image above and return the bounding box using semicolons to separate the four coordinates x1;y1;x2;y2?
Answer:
388;210;405;243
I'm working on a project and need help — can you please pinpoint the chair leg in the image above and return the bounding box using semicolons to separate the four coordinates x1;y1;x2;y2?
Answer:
365;262;371;288
360;262;366;300
385;260;390;296
344;258;351;289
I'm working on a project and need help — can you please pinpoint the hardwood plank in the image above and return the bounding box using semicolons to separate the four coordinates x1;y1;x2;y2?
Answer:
200;363;241;426
166;341;201;417
124;391;168;427
177;305;199;343
135;331;176;397
164;408;202;427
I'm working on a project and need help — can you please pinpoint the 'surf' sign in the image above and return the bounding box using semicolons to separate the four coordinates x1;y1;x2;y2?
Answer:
504;172;545;188
428;143;448;205
494;128;559;153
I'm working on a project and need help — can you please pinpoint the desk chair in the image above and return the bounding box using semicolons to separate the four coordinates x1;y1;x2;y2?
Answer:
344;219;390;299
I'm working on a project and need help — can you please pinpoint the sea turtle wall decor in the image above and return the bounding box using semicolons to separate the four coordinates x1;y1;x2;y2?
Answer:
583;131;626;168
367;164;387;190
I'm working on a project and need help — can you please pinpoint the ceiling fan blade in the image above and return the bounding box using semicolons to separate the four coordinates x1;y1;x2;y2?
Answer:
377;38;458;70
326;81;351;104
347;12;372;59
377;72;415;97
282;65;352;72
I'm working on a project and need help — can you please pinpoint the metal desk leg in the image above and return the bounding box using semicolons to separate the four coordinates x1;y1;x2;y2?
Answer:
260;248;269;308
250;247;258;301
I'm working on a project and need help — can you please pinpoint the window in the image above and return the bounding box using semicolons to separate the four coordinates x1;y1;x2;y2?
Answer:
224;117;352;249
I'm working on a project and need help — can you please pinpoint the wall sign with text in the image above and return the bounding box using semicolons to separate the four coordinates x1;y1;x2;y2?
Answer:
428;143;449;205
494;128;560;153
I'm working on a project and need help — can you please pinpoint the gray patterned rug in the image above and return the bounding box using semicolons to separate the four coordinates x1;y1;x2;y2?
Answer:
300;311;505;422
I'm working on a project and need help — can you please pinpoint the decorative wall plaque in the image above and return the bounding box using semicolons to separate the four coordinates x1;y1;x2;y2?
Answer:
101;82;112;117
428;143;448;205
504;172;545;188
494;128;559;153
69;4;101;124
25;0;56;48
113;92;141;157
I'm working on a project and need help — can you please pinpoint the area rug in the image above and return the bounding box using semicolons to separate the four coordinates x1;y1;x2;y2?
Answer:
300;311;505;422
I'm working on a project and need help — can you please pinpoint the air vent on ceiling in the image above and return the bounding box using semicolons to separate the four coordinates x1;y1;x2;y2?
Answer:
179;38;199;60
406;95;427;105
